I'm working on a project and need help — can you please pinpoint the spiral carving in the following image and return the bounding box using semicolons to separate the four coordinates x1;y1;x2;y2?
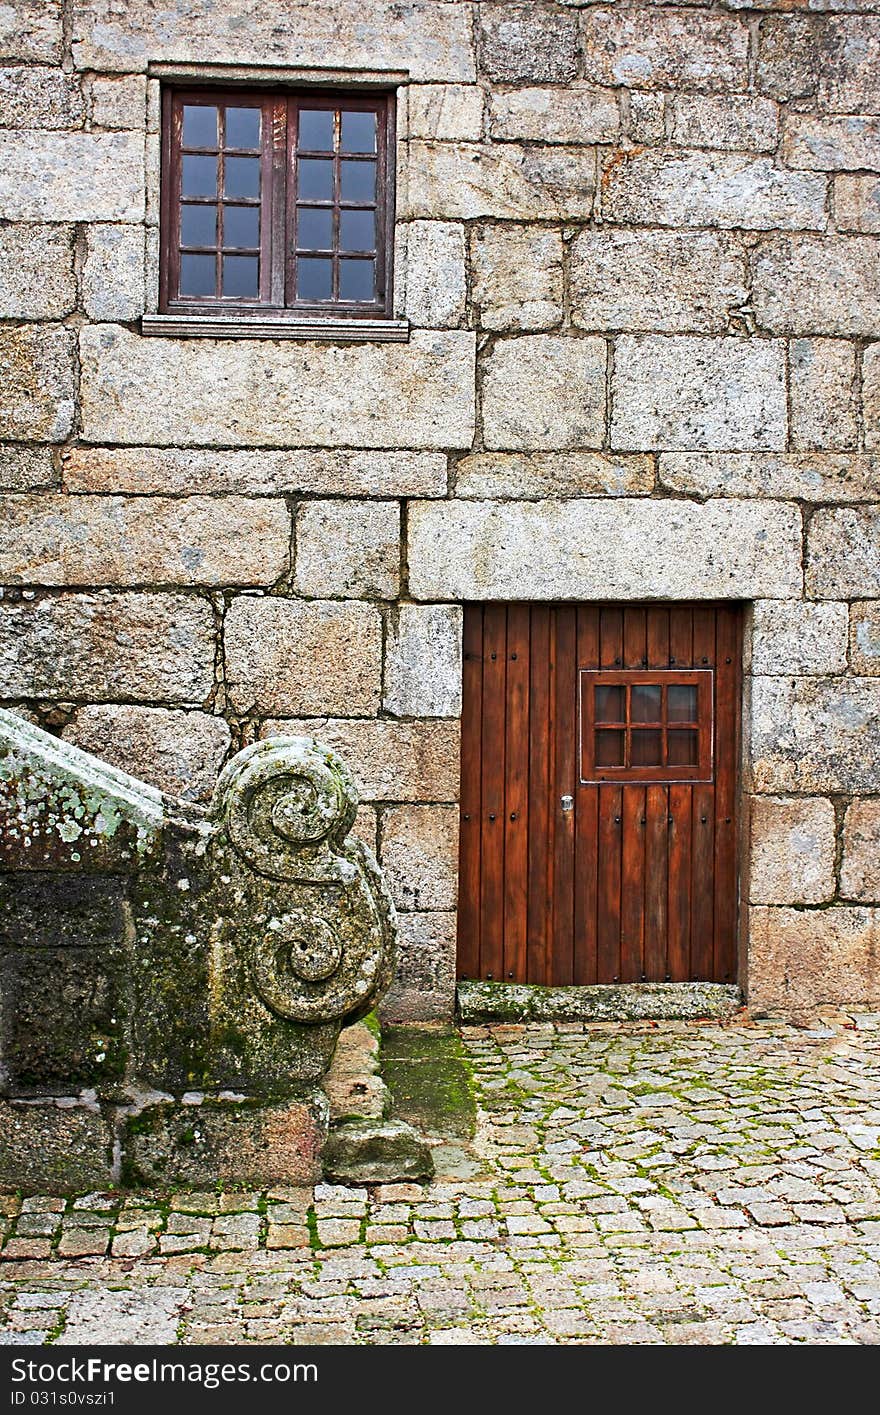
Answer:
210;736;397;1026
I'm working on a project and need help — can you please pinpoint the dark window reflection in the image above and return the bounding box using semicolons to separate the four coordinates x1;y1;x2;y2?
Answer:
297;256;333;301
298;110;334;151
182;105;217;148
224;156;260;199
339;259;374;301
298;158;334;201
180;203;217;247
225;107;260;150
297;207;333;250
222;254;259;296
181;154;217;198
340;160;376;203
339;209;375;252
340;111;376;154
180;252;215;296
223;205;259;248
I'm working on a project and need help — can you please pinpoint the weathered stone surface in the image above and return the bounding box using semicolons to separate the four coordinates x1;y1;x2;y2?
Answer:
456;451;654;500
783;113;880;171
322;1118;433;1185
628;91;666;146
0;66;82;128
260;718;460;803
457;981;741;1024
0;707;165;872
757;16;880;113
0;0;62;63
381;911;457;1022
671;94;778;152
0;445;57;492
0;1103;113;1194
0;591;215;703
80;325;475;450
835;174;880;234
489;85;618;143
123;1094;327;1189
749;797;837;906
471;225;563;332
478;4;578;83
660;451;880;502
750;601;849;676
0;223;75;318
790;338;858;451
322;1020;386;1124
612;336;786;451
380;805;458;911
750;676;880;792
403;221;466;329
601;150;826;231
409;499;802;601
82;224;145;321
64;707;231;804
0;325;74;443
62;446;448;497
753;235;880;336
581;10;748;91
383;604;463;718
72;1;475;79
571;230;747;334
851;602;880;676
407;84;483;142
0;131;143;220
842;800;880;902
89;73;147;130
482;335;606;451
0;494;290;587
807;507;880;597
861;346;880;448
295;501;400;599
225;599;382;716
749;906;880;1013
406;141;596;221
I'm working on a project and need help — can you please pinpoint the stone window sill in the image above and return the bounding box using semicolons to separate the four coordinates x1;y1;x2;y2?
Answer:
141;314;411;343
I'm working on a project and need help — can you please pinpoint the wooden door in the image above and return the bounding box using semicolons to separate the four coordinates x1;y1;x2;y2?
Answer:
457;603;742;986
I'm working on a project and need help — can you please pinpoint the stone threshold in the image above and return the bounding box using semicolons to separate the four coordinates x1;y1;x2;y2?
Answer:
457;980;742;1025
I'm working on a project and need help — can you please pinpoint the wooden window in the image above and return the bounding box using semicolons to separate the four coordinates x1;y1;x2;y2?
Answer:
579;670;713;783
160;87;395;322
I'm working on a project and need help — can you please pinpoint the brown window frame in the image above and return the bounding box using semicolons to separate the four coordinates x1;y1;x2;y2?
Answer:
159;85;396;323
579;669;714;784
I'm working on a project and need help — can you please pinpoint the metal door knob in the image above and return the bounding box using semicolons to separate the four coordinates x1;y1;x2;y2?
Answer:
560;794;574;812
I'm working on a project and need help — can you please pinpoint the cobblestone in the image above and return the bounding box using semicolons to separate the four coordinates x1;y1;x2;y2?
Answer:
1;1017;880;1344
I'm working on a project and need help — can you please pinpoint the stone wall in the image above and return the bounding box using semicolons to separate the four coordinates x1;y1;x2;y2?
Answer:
2;1;880;1017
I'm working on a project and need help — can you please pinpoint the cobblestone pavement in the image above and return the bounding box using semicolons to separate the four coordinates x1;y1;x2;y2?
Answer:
2;1015;880;1346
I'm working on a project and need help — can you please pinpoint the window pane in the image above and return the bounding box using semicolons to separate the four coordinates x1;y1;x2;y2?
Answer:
181;154;217;198
223;204;259;249
631;729;662;766
340;159;376;203
297;207;333;250
632;684;661;723
298;158;334;201
297;256;333;301
224;156;260;199
668;685;698;723
298;110;334;152
225;106;261;150
668;729;699;766
180;203;217;247
179;252;216;296
340;110;376;154
595;730;624;768
339;258;374;301
339;209;375;252
595;684;624;724
222;254;259;296
182;104;217;149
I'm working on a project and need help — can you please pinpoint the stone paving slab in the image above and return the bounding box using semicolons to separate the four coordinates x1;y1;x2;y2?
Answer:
1;1015;880;1345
